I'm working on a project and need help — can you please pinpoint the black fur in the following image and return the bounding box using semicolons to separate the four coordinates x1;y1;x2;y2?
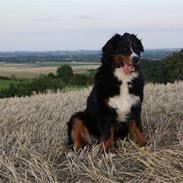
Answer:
68;32;144;148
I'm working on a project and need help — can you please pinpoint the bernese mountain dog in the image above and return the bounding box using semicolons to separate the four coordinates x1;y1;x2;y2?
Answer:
68;32;147;152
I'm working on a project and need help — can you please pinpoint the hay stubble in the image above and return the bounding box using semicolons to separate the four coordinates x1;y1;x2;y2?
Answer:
0;82;183;182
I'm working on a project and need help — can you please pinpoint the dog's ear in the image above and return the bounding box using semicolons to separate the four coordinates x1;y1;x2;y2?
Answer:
139;41;144;52
102;34;121;55
123;32;131;38
130;34;144;52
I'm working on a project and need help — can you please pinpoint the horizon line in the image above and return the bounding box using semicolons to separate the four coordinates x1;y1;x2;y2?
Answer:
0;48;181;52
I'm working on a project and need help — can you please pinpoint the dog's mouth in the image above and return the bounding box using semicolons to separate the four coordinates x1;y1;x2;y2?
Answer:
118;58;135;75
114;55;136;75
122;62;135;75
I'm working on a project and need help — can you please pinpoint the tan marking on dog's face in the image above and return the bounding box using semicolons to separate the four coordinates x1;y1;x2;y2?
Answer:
112;55;132;68
112;55;123;68
123;55;132;65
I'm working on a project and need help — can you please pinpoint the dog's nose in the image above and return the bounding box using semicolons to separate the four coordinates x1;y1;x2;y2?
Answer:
132;56;140;65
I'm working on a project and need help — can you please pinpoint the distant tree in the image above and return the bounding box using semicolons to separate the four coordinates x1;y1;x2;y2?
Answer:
69;74;88;86
141;50;183;83
48;72;55;79
49;79;65;92
0;76;11;80
11;74;17;80
15;82;32;97
85;71;95;85
0;75;66;98
56;65;73;83
7;83;17;97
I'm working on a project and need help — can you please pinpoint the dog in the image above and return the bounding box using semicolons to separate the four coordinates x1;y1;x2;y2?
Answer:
67;33;147;152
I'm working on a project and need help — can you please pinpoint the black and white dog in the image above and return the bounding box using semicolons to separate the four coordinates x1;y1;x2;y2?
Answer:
68;33;147;151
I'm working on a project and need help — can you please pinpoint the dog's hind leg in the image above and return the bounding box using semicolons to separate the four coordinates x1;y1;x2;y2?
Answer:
129;120;147;147
69;117;91;150
100;127;115;152
115;123;129;141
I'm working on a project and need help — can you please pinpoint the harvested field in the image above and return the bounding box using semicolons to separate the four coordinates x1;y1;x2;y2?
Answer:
0;63;99;78
0;82;183;182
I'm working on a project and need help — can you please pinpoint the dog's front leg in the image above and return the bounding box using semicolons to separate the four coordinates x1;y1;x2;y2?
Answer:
100;127;114;152
129;120;147;147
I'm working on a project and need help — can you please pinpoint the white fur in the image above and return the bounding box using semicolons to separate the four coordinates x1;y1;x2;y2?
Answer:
108;68;140;122
131;47;138;58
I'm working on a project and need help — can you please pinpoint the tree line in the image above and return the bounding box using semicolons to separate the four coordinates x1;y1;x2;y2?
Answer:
141;50;183;83
0;65;94;98
0;50;182;98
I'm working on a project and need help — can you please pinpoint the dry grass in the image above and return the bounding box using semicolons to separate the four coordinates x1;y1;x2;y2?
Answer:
0;64;58;78
0;82;183;182
0;63;99;78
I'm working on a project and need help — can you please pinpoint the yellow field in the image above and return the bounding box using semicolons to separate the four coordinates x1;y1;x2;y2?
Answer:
0;65;57;78
0;63;100;78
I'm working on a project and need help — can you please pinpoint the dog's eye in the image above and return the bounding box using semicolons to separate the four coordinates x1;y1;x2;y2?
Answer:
123;47;131;55
132;45;141;56
123;47;126;51
134;49;141;56
132;45;137;52
119;56;123;62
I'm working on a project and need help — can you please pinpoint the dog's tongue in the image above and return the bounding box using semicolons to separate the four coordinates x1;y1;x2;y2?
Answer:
123;63;133;75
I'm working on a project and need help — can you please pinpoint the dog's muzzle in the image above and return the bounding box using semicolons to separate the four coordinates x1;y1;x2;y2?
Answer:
132;56;140;65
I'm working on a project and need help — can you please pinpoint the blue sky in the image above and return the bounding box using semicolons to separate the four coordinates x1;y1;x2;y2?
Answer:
0;0;183;51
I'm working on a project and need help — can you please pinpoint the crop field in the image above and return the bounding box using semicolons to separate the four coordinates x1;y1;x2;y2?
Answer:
0;62;100;79
0;82;183;182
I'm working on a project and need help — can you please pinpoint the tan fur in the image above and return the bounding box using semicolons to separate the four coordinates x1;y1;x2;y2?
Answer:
100;127;114;152
71;118;91;150
129;120;147;147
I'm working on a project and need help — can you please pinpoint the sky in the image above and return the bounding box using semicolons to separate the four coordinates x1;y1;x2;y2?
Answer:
0;0;183;51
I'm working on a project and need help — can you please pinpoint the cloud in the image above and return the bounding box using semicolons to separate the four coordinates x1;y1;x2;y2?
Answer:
78;15;95;20
78;24;183;34
33;17;61;22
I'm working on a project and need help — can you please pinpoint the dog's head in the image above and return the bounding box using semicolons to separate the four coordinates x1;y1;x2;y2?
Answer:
102;33;144;74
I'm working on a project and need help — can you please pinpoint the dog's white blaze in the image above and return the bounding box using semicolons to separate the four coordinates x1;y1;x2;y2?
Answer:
108;68;140;122
131;46;138;58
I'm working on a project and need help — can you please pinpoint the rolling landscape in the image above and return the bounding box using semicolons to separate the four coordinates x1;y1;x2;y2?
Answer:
0;48;180;80
0;48;180;63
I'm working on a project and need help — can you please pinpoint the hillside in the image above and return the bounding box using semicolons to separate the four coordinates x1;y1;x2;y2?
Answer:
0;82;183;182
0;48;180;63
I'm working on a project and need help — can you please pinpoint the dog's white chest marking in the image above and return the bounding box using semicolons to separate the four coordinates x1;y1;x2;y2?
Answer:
108;68;140;122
